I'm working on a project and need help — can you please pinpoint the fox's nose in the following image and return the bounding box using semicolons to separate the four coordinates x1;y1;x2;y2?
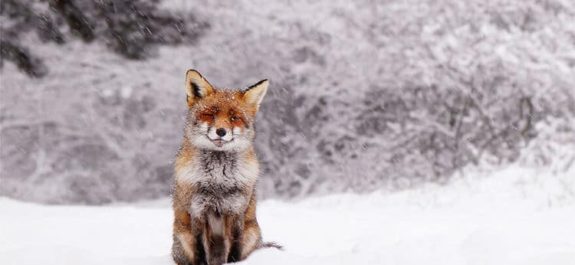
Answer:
215;128;227;137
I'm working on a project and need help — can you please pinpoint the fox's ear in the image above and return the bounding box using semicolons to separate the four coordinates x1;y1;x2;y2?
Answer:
244;79;269;109
185;69;214;106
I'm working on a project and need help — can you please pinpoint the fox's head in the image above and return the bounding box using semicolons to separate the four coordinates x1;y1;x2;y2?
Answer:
183;69;268;152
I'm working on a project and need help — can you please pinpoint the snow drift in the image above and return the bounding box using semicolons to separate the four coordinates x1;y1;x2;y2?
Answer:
1;163;573;265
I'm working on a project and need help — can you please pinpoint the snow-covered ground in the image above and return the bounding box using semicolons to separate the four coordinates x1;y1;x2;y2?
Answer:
1;164;574;265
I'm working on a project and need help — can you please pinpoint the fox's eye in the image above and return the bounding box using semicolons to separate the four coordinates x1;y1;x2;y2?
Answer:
230;116;238;122
200;113;214;120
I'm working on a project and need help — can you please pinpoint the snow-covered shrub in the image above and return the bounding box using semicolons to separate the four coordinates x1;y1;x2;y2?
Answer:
251;0;575;196
0;0;208;76
1;0;574;203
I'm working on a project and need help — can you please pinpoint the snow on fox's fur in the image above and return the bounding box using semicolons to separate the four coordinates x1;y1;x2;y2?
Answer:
172;70;275;265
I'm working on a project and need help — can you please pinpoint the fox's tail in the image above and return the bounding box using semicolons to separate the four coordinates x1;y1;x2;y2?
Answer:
259;241;283;250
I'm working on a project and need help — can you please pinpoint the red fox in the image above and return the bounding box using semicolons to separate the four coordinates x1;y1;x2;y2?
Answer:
172;70;278;265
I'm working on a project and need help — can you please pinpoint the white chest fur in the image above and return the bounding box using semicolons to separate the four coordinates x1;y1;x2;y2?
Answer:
176;151;258;217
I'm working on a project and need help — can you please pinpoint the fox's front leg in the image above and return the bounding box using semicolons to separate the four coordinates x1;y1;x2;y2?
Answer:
203;212;231;265
238;193;262;260
172;208;206;265
226;214;244;262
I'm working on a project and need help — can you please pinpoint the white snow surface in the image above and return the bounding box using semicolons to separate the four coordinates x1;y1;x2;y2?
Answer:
1;164;574;265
